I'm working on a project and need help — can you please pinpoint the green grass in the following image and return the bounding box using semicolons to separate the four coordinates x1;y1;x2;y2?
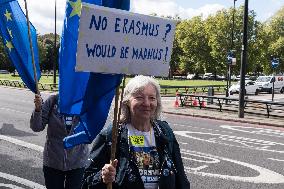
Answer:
124;77;227;86
156;79;226;86
0;74;228;86
0;74;59;84
0;74;230;95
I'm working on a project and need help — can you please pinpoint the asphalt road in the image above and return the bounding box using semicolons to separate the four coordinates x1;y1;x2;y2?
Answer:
165;113;284;189
0;86;284;189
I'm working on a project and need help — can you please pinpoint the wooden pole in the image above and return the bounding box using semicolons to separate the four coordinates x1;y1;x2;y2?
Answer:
107;76;126;189
53;0;57;87
24;0;39;94
117;75;126;123
107;86;120;189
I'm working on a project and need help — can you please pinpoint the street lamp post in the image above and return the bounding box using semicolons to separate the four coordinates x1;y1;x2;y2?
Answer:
229;0;237;89
238;0;248;118
226;0;237;97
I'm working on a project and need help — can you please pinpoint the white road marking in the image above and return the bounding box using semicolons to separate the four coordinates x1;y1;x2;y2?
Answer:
0;135;45;188
168;122;234;134
174;131;284;153
268;158;284;162
182;150;284;184
0;172;45;189
0;183;25;189
0;134;43;152
220;125;284;138
188;165;208;172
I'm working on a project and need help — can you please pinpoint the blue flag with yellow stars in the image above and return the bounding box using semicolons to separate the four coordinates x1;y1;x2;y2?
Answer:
0;0;40;93
59;0;130;148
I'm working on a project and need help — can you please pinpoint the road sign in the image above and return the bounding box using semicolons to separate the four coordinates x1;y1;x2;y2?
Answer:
232;57;237;65
227;51;233;64
271;58;279;69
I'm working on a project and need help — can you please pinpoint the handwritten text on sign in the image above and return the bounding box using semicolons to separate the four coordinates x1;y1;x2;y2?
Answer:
76;3;176;76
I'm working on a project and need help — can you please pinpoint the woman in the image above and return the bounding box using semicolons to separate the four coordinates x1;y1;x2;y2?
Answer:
82;75;190;189
30;93;89;189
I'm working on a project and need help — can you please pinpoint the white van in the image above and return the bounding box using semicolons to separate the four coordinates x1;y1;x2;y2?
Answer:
255;76;284;93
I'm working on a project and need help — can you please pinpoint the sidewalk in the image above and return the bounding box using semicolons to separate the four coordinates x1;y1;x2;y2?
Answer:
162;98;284;127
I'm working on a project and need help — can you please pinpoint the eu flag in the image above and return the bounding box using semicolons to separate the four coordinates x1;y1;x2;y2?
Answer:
59;0;130;148
0;0;40;93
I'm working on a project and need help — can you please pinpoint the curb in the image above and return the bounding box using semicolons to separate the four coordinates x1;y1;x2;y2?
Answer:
163;111;283;128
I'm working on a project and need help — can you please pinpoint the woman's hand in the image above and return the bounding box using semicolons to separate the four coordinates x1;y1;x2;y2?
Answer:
101;159;118;184
34;94;42;112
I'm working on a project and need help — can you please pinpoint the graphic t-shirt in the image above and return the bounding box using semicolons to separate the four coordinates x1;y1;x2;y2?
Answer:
127;124;160;189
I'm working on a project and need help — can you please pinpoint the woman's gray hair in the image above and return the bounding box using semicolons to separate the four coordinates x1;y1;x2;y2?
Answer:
120;75;162;123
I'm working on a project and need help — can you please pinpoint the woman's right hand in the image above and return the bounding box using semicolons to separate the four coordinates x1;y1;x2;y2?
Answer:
34;94;42;112
101;159;118;184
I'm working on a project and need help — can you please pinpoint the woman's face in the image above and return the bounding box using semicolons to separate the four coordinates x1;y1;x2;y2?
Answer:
128;84;158;121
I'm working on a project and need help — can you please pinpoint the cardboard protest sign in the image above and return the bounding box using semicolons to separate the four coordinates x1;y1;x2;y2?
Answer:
76;3;176;76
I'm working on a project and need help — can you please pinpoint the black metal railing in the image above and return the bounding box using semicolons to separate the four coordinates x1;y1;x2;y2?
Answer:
178;93;284;118
0;79;58;91
160;85;226;96
0;80;225;95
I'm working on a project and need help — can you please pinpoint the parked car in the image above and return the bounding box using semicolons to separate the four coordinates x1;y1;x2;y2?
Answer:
203;73;213;80
255;75;284;93
187;74;204;80
229;80;260;95
186;74;195;80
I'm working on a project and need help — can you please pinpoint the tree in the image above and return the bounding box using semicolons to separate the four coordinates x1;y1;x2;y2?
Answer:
38;33;60;72
0;37;15;72
204;6;262;76
173;6;262;77
264;6;284;74
169;17;183;78
175;16;212;75
205;9;231;76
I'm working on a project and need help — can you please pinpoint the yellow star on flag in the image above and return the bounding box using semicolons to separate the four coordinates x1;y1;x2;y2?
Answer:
4;9;12;21
8;28;13;38
69;0;82;18
5;40;13;51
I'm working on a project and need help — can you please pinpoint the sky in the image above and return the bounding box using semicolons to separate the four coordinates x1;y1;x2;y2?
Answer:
18;0;284;35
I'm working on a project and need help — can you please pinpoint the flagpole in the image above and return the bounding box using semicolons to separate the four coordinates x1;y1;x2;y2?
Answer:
23;0;39;94
53;0;57;87
117;75;126;123
108;75;126;189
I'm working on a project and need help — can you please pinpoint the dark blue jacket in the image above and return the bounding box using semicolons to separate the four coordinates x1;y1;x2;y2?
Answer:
81;120;190;189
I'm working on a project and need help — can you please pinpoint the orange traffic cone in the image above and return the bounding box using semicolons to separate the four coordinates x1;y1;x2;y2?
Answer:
174;92;179;107
201;100;206;108
193;98;198;106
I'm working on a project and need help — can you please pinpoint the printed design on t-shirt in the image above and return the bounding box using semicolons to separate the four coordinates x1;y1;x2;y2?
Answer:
130;146;160;185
